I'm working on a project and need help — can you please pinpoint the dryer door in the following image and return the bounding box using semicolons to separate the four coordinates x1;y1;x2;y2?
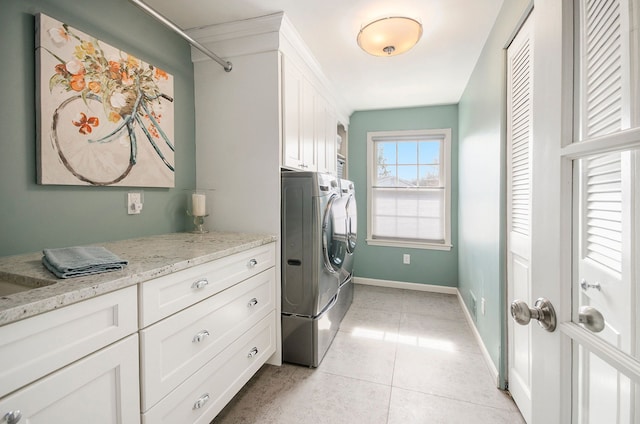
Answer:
345;193;357;254
322;193;346;274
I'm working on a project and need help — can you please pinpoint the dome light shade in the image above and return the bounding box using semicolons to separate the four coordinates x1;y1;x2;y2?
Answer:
357;16;423;57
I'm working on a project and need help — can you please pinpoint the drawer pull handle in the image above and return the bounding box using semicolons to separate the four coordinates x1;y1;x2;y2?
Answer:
248;258;258;268
192;330;210;343
247;347;259;358
247;298;259;307
191;279;209;289
4;411;22;424
193;393;210;410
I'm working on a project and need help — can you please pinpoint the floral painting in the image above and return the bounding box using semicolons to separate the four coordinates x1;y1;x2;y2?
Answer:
36;13;175;187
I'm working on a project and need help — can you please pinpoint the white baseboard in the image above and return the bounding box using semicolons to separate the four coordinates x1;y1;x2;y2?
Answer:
455;288;500;387
353;277;458;295
353;276;500;387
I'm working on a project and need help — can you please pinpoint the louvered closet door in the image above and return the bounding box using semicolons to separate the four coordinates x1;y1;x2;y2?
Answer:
578;0;636;139
572;0;639;422
506;12;533;424
575;150;637;424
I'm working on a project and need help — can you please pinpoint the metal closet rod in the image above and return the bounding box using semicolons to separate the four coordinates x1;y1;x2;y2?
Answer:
129;0;233;72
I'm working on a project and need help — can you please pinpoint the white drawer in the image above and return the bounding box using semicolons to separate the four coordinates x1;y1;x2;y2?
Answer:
0;334;140;424
139;243;275;327
139;268;275;411
142;311;276;424
0;285;137;398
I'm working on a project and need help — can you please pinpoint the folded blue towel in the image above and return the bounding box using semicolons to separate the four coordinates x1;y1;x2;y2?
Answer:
42;246;128;279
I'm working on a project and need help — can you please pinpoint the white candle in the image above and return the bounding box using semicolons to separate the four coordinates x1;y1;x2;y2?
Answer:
192;193;206;216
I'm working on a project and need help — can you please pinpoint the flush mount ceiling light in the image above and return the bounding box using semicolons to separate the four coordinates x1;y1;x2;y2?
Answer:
357;16;423;57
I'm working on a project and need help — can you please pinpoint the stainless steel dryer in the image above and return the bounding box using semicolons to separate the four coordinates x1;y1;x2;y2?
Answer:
334;178;357;324
281;171;346;367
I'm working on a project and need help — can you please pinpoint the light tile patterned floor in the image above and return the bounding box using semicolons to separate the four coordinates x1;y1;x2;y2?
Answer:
212;284;526;424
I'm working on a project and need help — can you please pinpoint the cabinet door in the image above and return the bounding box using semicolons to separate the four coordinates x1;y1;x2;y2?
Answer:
315;94;328;173
301;77;317;171
282;55;305;170
315;93;337;176
0;334;140;424
0;285;138;398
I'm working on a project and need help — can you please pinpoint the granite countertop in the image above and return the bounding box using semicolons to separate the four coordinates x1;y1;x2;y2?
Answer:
0;232;277;326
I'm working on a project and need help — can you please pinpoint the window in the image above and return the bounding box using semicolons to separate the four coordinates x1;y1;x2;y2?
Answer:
366;129;452;250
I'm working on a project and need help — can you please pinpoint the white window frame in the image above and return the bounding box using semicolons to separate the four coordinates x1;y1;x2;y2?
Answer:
366;128;452;251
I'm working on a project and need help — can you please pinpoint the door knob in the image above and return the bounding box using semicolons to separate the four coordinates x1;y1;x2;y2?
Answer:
510;297;557;332
578;306;605;333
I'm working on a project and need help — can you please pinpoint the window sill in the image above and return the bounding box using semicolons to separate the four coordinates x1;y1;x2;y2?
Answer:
365;238;453;251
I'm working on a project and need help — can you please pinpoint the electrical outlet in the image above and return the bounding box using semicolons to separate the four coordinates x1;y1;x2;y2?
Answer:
403;254;410;264
127;192;143;215
481;297;486;315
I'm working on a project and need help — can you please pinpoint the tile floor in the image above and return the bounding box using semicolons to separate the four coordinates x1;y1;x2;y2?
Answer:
212;284;526;424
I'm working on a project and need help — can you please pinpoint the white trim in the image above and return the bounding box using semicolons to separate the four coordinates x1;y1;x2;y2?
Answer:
457;288;501;387
366;128;452;250
353;276;499;386
353;277;457;294
365;238;452;251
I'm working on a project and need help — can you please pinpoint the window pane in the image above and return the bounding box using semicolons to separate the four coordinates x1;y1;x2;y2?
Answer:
419;165;440;186
371;188;444;242
398;142;417;164
398;165;418;185
377;141;396;164
419;141;440;164
376;165;397;186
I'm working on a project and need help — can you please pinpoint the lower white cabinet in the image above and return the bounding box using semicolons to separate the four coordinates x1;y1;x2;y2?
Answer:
139;268;275;410
0;241;277;424
139;242;277;424
141;312;276;424
0;334;140;424
0;285;138;398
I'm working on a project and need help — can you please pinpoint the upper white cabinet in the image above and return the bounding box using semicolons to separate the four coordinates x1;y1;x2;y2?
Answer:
282;56;316;171
188;12;349;180
281;54;338;174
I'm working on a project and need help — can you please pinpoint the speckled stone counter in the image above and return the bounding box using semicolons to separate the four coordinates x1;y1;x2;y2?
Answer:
0;232;277;326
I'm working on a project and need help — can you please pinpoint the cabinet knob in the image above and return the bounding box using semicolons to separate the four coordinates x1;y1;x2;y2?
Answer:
191;279;209;289
247;347;259;358
192;330;210;343
247;297;258;307
192;393;210;410
248;258;258;268
4;411;22;424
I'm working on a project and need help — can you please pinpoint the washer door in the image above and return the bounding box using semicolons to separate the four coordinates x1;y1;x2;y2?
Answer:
322;193;346;274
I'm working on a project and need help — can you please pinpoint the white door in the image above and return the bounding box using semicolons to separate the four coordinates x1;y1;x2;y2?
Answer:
510;0;640;423
506;11;534;423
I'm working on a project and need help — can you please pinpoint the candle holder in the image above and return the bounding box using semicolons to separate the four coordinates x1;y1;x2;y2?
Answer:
187;191;209;234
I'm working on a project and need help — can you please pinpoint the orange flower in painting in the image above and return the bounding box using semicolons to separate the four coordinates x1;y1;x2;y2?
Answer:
109;111;122;123
70;74;86;91
108;61;121;80
120;71;134;86
88;81;101;93
72;112;99;135
54;63;68;76
155;68;168;80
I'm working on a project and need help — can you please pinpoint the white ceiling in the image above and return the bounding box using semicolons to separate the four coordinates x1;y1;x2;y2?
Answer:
144;0;505;113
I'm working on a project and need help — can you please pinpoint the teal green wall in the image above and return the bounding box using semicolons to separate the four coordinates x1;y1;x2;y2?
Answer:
458;0;531;384
349;105;458;286
0;0;196;257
